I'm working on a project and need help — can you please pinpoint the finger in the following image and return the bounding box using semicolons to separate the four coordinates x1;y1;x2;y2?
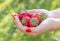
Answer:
12;14;25;31
26;9;49;16
12;14;22;31
12;14;22;26
12;14;30;32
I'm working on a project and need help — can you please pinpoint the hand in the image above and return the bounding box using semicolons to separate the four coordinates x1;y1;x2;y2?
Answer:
12;8;60;37
31;8;60;36
12;9;50;37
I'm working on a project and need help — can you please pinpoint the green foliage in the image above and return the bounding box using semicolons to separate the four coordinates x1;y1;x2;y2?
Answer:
0;0;60;41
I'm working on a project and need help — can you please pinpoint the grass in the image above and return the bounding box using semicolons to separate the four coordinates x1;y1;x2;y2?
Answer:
0;0;60;41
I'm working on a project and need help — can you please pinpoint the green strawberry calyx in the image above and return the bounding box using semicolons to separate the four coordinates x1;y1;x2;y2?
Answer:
22;18;26;24
30;18;38;26
40;13;47;21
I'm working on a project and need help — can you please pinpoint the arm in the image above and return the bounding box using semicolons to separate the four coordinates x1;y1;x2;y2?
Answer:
52;18;60;30
48;8;60;30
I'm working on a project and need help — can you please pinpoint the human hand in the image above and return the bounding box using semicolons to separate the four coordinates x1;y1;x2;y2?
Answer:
12;9;50;37
33;8;60;36
12;8;60;37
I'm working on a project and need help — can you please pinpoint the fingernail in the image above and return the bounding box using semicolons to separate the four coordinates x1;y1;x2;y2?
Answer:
26;28;31;32
12;14;17;17
12;14;17;20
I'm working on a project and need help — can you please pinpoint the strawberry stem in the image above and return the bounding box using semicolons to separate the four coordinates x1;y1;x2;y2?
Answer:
22;18;26;24
40;13;47;21
30;18;38;26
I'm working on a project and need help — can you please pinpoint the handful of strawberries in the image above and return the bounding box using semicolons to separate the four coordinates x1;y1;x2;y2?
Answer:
18;10;46;27
12;10;47;33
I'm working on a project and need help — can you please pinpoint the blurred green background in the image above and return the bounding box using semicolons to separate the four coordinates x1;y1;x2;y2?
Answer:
0;0;60;41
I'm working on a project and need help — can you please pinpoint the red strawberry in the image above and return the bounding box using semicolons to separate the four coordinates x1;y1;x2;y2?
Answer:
21;16;30;26
18;14;24;20
30;13;41;27
32;13;41;24
30;18;39;27
24;12;32;17
26;29;31;32
18;10;26;20
32;13;40;20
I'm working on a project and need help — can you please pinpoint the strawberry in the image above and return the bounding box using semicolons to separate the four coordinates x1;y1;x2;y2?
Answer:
18;10;26;20
34;14;41;24
30;17;39;27
18;14;24;20
30;13;41;27
32;13;40;20
21;16;30;26
24;12;32;17
26;29;31;32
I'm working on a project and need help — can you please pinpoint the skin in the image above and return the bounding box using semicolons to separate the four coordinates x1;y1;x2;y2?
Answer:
12;8;60;37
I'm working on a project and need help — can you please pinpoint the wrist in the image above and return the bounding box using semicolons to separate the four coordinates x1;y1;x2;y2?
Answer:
52;19;60;30
53;23;60;30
